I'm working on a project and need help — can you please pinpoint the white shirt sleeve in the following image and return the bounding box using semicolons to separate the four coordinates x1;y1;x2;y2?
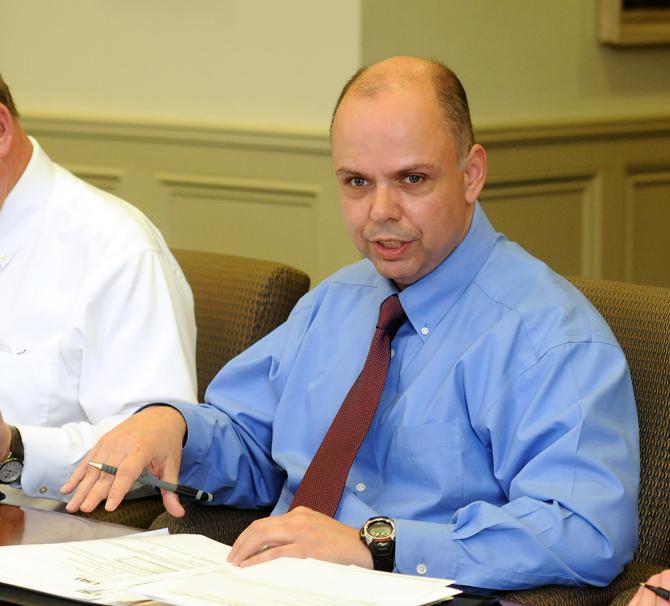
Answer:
17;248;197;499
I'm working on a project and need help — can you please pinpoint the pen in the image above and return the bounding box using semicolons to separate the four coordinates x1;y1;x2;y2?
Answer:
87;461;213;503
641;583;670;602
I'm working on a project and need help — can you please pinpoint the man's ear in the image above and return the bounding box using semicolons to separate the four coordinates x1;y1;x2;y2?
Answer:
0;104;15;159
463;144;487;204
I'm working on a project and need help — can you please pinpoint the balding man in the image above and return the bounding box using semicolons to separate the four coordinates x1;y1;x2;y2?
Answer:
0;74;197;503
63;57;638;591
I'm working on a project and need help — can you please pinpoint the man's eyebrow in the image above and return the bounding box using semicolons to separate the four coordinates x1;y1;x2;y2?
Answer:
336;163;437;176
335;167;361;176
395;163;436;173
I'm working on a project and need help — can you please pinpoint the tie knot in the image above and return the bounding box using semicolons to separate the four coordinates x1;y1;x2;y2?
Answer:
377;294;406;338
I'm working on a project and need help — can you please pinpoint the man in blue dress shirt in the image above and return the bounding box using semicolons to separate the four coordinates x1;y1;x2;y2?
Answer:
63;56;639;590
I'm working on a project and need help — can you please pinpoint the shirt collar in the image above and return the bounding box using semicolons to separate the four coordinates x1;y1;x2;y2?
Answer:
0;137;54;270
398;202;498;340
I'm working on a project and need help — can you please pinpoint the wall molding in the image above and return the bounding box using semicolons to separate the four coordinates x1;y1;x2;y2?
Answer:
62;164;124;194
477;115;670;147
624;167;670;283
24;115;332;155
157;172;318;208
24;113;670;153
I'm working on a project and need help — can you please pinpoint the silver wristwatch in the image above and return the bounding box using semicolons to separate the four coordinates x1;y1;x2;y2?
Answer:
0;426;24;484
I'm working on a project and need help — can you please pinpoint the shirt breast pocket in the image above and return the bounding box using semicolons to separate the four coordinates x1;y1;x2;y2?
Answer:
0;343;57;426
388;422;464;510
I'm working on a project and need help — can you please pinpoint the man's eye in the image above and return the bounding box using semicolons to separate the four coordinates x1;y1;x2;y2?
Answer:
350;177;367;187
403;174;424;184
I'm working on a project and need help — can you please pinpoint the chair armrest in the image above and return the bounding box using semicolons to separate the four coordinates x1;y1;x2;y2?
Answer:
77;495;166;529
500;562;666;606
149;503;272;545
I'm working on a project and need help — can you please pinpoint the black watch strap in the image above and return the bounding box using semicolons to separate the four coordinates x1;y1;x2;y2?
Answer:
9;426;24;463
370;538;395;572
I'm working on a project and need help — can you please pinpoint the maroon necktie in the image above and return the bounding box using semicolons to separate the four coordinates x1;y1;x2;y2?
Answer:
289;294;406;517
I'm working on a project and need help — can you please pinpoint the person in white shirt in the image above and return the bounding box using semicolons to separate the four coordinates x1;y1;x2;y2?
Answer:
0;73;197;503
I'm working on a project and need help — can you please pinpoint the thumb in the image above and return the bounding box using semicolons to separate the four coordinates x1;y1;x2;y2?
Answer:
162;489;186;518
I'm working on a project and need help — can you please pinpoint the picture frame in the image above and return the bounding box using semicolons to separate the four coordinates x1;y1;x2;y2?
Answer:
599;0;670;45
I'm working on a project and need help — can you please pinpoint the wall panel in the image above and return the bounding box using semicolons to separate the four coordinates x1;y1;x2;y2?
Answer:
25;115;670;287
65;166;123;195
157;173;319;278
481;175;598;276
625;168;670;286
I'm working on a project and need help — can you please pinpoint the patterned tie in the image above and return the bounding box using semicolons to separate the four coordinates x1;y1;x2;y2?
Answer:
289;294;406;517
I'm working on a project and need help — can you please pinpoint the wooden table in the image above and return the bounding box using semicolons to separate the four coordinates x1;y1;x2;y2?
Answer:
0;500;518;606
0;499;138;605
0;502;136;547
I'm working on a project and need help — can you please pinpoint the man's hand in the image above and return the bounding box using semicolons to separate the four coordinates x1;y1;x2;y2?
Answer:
227;506;373;569
61;406;187;516
0;412;12;461
629;570;670;605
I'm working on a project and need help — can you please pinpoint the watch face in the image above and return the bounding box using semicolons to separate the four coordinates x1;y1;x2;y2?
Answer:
0;459;23;483
367;520;393;539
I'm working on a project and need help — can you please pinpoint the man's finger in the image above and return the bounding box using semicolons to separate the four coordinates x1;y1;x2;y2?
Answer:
100;451;155;511
65;464;111;512
228;517;295;565
61;455;94;495
141;450;183;517
161;489;185;517
238;543;302;568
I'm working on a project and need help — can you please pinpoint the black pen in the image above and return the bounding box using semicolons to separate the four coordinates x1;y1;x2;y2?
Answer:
641;583;670;601
88;461;213;503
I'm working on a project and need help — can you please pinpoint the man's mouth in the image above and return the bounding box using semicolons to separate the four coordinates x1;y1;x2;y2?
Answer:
371;239;411;259
377;240;404;249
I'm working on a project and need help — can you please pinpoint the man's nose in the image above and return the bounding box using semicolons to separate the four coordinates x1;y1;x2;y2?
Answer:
369;185;401;223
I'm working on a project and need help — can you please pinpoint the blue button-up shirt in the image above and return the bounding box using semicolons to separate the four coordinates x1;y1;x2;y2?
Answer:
176;203;638;590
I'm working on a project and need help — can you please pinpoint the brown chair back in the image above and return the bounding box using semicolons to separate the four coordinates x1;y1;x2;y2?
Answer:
172;249;310;402
567;276;670;568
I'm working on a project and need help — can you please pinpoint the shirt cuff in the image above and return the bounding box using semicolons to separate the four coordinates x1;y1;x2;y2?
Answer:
394;518;459;581
15;424;74;500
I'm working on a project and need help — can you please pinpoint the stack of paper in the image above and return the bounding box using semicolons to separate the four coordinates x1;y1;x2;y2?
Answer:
0;532;460;605
134;555;460;606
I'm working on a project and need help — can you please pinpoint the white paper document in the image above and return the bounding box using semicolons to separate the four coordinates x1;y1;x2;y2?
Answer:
0;532;230;604
133;557;460;606
0;532;459;606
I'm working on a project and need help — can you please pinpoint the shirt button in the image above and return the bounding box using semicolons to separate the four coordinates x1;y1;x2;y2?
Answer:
390;348;395;358
420;326;429;336
355;482;366;492
416;563;428;575
39;486;48;494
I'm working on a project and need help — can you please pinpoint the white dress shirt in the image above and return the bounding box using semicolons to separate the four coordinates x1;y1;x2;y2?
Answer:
0;138;197;500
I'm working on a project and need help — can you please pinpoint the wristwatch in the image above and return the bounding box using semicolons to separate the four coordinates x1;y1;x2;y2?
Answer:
360;516;396;572
0;426;24;484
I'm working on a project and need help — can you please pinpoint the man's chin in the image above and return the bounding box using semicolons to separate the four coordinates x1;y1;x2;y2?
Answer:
371;259;416;289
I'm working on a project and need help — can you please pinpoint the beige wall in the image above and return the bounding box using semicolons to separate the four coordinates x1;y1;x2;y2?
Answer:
3;1;670;287
1;0;360;131
8;0;670;129
362;0;670;125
